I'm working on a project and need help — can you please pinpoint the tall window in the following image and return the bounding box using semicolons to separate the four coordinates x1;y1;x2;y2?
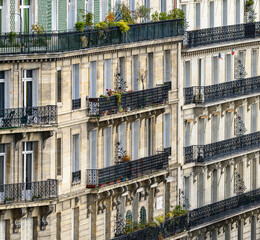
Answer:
22;142;33;190
119;124;126;154
57;69;62;103
225;166;231;198
164;114;170;148
251;103;257;133
198;118;205;145
119;57;125;88
212;115;218;142
68;0;77;30
225;112;232;139
148;53;153;88
251;216;256;240
89;130;97;169
164;50;171;82
185;61;190;87
184;176;190;203
72;134;80;174
22;70;33;108
185;121;191;147
101;0;108;21
235;0;240;24
52;0;58;31
0;144;5;193
252;50;257;77
212;170;217;202
140;207;146;225
56;138;62;176
161;0;166;12
104;59;112;94
209;1;214;28
132;121;139;160
72;64;80;100
223;0;228;26
0;0;2;34
198;59;204;86
90;62;97;98
133;55;139;91
198;173;204;207
0;71;5;116
147;118;152;156
86;0;93;13
144;0;150;21
129;0;135;12
226;54;231;81
213;56;218;84
21;218;33;240
195;3;201;29
104;127;111;167
20;0;31;34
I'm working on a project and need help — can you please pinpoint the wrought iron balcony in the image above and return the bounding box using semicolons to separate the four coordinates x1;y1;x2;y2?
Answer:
185;131;260;163
186;22;259;48
72;98;81;110
88;82;171;116
0;105;57;129
0;179;58;204
72;170;81;184
0;19;184;55
86;151;169;188
184;76;260;104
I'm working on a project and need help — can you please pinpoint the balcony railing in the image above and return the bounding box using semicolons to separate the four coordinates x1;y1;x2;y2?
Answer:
0;179;58;204
86;151;169;188
0;19;184;55
72;98;81;110
184;76;260;104
72;170;81;183
0;105;57;129
186;22;259;48
113;187;260;239
88;82;171;116
185;131;260;163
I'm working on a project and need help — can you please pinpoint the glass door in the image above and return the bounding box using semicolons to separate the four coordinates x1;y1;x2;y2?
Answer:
22;70;33;108
20;0;31;34
22;142;33;200
0;144;5;202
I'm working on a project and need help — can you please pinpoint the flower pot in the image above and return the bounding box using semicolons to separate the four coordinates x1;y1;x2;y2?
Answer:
86;184;96;188
116;180;121;184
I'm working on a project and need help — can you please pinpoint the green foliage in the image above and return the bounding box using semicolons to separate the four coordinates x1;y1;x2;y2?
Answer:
115;3;137;24
135;4;151;22
95;21;109;36
31;23;45;34
83;12;94;26
7;31;17;46
74;21;85;32
116;20;130;33
151;9;185;22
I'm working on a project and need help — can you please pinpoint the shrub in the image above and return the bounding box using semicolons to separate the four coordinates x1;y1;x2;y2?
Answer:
74;21;85;32
116;20;130;33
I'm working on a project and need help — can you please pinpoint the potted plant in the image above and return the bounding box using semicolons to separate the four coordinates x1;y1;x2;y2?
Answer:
4;197;14;203
32;194;42;201
74;21;88;47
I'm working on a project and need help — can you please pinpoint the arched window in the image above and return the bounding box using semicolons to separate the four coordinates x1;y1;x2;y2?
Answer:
140;206;146;225
126;210;132;227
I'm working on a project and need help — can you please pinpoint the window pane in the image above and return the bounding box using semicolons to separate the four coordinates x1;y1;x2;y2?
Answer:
23;9;29;34
57;70;62;102
0;71;5;79
57;138;61;176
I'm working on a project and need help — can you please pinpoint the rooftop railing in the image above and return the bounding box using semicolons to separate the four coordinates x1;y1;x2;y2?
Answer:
186;22;259;48
0;179;58;204
184;76;260;104
0;105;57;129
0;19;184;55
185;131;260;163
86;150;169;188
88;82;171;116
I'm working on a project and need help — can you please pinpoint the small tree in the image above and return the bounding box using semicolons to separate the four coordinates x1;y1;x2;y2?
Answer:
137;68;147;90
135;4;151;23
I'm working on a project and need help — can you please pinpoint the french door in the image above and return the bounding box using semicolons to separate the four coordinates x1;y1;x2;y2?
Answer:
0;144;5;202
22;70;33;108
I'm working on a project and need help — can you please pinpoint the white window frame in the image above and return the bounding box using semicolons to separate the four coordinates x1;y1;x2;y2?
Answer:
52;0;58;31
22;142;34;184
22;70;33;108
0;145;5;186
20;0;31;33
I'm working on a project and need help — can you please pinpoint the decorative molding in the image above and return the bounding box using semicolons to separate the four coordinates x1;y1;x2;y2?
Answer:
40;205;54;230
13;208;27;233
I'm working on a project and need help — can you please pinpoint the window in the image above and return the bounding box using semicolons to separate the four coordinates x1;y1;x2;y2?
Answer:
20;0;31;34
225;112;232;139
132;121;139;160
133;55;139;91
226;54;231;81
72;64;80;100
198;173;204;207
140;207;146;225
72;208;79;240
251;158;256;190
251;103;257;133
101;0;108;21
225;166;231;198
209;1;214;28
181;5;186;18
184;176;190;203
195;3;201;29
212;230;217;240
104;59;112;94
213;56;218;84
198;59;204;86
126;210;132;228
252;50;257;77
144;0;150;21
0;71;5;116
147;118;152;156
119;57;125;88
56;138;62;176
0;144;5;196
90;130;97;169
164;50;171;82
86;0;93;13
185;121;191;147
72;134;80;174
251;216;256;240
90;62;97;98
212;115;218;142
0;0;2;34
148;53;153;88
185;61;190;87
223;0;228;26
164;114;170;148
22;142;33;190
0;220;6;240
104;127;111;167
52;0;58;31
161;0;166;12
21;217;33;240
235;0;240;24
57;69;62;103
119;124;126;154
212;170;217;203
238;220;243;240
56;213;61;240
22;70;33;108
68;0;77;30
129;0;135;12
198;118;205;145
238;106;244;121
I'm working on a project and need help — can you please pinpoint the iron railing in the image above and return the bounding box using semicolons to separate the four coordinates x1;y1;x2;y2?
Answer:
184;76;260;104
86;151;169;188
0;20;184;55
72;98;81;110
186;22;258;48
185;131;260;163
88;82;171;116
72;170;81;183
0;105;57;129
0;179;58;204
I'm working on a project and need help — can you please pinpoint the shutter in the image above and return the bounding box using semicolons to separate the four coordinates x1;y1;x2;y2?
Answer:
185;122;190;147
198;173;204;207
90;130;97;169
235;0;240;24
133;55;139;91
212;170;217;203
184;177;190;202
226;54;231;81
213;57;218;84
198;118;204;145
195;3;200;29
212;115;218;142
32;69;38;107
73;64;80;99
252;50;257;77
148;53;153;89
90;62;97;98
225;112;231;139
0;220;5;240
104;127;111;167
104;59;112;94
223;0;227;26
119;124;126;152
210;1;214;28
185;61;190;87
251;103;257;133
94;0;100;23
164;50;171;83
132;121;139;160
225;166;230;198
164;114;170;148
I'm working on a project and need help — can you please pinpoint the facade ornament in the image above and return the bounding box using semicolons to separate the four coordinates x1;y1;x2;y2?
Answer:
178;189;190;210
87;194;99;218
234;56;247;80
234;115;247;137
40;205;54;230
234;172;246;195
13;208;27;233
